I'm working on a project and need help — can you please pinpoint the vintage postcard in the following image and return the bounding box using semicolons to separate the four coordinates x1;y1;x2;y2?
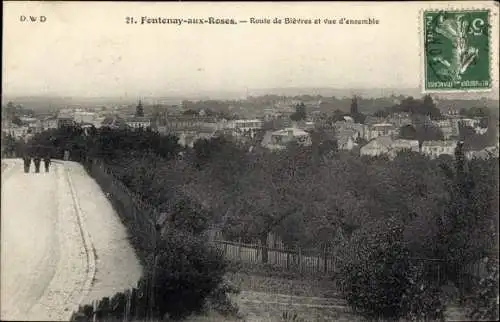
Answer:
2;1;499;322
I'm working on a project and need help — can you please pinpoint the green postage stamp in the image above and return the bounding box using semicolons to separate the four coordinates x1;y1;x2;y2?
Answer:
423;9;491;92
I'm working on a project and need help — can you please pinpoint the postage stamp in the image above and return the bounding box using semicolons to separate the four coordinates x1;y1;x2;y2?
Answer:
423;9;491;92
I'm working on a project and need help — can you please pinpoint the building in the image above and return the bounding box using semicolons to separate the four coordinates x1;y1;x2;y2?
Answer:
4;124;30;139
360;136;419;159
57;117;75;128
459;118;481;128
364;116;386;126
125;117;152;129
336;127;362;151
27;119;43;134
391;139;420;156
365;123;397;141
41;117;58;130
421;140;458;159
386;113;413;128
474;126;488;135
227;119;263;138
466;146;499;160
164;115;223;134
74;111;97;124
360;136;393;157
433;119;459;139
57;109;75;128
100;115;129;129
263;127;312;151
177;131;216;148
337;135;357;151
334;120;367;139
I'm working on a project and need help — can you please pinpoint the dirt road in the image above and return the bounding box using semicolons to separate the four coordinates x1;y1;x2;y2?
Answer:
1;159;141;321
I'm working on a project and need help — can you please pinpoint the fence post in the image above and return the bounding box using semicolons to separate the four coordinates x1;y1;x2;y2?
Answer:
323;245;328;273
238;237;242;261
298;245;302;273
286;249;290;270
316;250;320;273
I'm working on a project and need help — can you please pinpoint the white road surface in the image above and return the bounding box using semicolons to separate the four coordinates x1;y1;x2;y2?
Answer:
1;159;142;321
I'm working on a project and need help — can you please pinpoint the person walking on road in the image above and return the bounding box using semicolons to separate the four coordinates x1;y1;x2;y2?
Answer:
43;154;51;172
23;155;32;173
33;155;42;173
64;150;70;161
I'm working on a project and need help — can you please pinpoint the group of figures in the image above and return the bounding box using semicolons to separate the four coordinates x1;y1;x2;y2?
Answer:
23;155;51;173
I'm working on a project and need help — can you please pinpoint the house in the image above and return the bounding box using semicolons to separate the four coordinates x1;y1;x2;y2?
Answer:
27;119;43;134
421;140;458;159
57;109;75;128
386;113;413;128
41;117;58;130
165;115;222;133
365;123;397;141
57;117;75;128
92;116;106;128
360;136;392;157
466;146;499;160
4;124;30;139
391;139;420;156
336;128;362;151
364;116;386;126
177;131;216;148
433;119;459;139
100;115;129;129
227;119;263;138
360;136;419;159
125;117;152;129
263;127;312;151
74;111;96;124
333;120;367;139
473;126;488;135
459;118;481;128
338;135;357;151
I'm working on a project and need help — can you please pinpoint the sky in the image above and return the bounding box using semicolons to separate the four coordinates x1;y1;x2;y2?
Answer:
2;1;499;98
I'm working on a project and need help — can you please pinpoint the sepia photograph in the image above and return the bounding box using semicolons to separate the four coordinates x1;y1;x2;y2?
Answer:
1;1;499;321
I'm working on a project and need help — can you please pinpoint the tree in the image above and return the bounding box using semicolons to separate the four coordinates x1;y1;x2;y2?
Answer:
350;96;359;115
373;109;389;118
436;143;498;302
398;125;418;140
421;94;442;120
290;102;307;121
349;96;366;124
460;106;491;119
338;219;445;321
168;198;210;235
11;116;23;126
136;100;144;117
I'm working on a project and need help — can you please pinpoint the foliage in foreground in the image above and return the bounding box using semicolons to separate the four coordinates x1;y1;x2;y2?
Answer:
466;257;499;321
71;230;237;321
338;219;445;321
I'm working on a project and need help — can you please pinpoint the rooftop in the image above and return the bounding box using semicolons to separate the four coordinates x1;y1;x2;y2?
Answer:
422;140;458;148
272;127;310;137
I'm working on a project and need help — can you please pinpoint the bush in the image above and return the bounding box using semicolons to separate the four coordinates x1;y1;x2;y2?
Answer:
466;257;499;321
204;280;240;317
338;221;445;321
145;229;229;320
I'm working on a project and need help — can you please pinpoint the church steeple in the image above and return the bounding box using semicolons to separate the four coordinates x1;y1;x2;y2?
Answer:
136;99;144;117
